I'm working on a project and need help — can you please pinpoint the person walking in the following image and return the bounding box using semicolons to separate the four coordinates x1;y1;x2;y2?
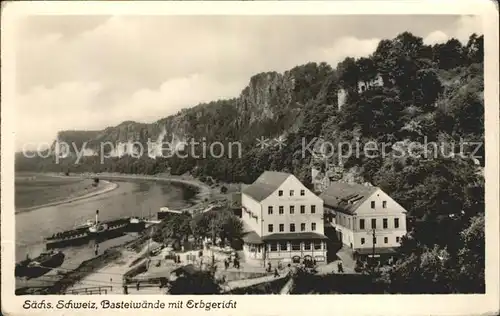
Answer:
274;268;280;278
123;285;128;294
337;261;344;273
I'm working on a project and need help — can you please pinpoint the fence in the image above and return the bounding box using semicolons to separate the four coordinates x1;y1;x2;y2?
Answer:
65;286;113;295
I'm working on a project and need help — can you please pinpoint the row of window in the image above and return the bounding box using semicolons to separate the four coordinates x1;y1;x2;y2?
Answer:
268;205;316;215
371;201;387;209
269;241;322;251
268;222;317;233
336;215;400;230
359;218;400;230
278;189;305;197
361;236;401;245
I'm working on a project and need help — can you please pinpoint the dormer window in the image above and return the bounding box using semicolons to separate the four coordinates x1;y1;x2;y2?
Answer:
371;201;375;209
278;190;283;196
290;190;294;196
382;201;387;208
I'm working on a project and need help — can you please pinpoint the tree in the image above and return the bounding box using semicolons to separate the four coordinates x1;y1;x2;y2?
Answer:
160;212;192;247
190;209;243;247
168;271;221;294
465;33;484;64
413;68;443;109
432;38;465;70
454;213;485;293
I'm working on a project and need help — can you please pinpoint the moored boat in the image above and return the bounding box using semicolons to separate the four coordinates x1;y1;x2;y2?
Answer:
44;210;145;249
15;250;65;279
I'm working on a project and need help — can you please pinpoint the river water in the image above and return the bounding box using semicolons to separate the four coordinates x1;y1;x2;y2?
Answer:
15;178;195;290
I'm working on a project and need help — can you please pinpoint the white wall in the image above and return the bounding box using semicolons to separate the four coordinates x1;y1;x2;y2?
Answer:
241;193;263;236
261;175;324;237
330;188;408;250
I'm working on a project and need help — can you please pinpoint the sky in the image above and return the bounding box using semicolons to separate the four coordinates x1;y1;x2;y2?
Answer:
14;15;483;150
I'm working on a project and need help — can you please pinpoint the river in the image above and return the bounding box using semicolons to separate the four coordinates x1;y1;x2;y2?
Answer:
15;178;196;290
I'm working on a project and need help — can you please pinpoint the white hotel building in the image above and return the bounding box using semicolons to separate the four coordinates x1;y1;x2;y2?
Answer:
320;182;407;261
241;171;328;265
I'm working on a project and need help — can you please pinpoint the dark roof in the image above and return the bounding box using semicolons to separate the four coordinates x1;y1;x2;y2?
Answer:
242;171;291;202
354;247;398;255
320;182;378;215
262;232;328;241
242;231;264;244
172;264;198;276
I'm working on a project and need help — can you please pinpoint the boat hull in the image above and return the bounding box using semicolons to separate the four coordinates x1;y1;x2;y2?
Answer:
15;252;65;279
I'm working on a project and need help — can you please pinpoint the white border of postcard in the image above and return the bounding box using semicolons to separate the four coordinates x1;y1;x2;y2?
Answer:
2;1;499;315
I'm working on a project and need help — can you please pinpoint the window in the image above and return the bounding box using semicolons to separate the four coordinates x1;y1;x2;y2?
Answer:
300;205;305;214
361;238;365;245
383;218;388;229
311;205;316;213
268;224;273;233
278;190;283;196
373;237;377;244
290;224;296;232
290;190;294;196
371;201;375;209
371;218;377;229
384;237;388;244
394;218;400;228
290;206;295;214
268;206;273;215
311;223;316;231
300;190;305;196
314;242;322;250
270;243;278;251
291;242;301;251
304;242;311;250
301;223;306;231
360;219;365;230
348;218;351;229
279;224;284;232
279;242;288;251
279;206;284;215
396;237;400;243
382;201;387;208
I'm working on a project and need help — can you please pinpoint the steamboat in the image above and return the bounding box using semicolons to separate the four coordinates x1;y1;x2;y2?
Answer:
44;210;146;249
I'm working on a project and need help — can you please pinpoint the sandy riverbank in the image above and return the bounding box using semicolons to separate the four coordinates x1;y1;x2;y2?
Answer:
16;178;118;213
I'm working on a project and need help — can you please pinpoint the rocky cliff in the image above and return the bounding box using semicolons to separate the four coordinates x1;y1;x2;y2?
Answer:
52;62;335;158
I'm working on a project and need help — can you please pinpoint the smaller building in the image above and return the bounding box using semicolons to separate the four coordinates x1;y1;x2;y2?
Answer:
320;182;407;263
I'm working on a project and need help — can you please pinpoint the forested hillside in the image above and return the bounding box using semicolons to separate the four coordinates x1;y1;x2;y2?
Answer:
16;32;485;292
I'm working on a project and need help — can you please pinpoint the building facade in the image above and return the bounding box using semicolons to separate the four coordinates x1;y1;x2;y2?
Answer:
320;182;407;262
241;171;328;265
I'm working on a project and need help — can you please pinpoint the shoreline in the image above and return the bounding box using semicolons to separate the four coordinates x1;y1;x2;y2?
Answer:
85;172;212;204
15;172;212;214
15;178;119;214
15;173;215;295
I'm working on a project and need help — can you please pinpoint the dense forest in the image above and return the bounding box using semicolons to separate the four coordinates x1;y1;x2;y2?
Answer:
16;32;485;293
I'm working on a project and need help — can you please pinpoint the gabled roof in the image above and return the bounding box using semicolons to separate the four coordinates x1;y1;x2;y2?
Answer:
242;171;291;202
320;182;378;215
